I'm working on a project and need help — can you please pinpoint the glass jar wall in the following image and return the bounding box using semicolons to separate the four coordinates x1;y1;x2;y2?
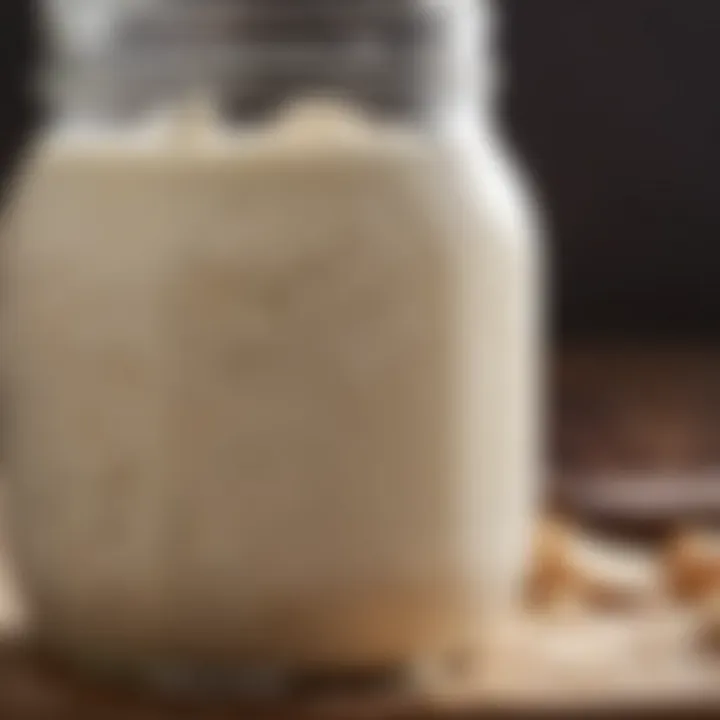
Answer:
3;0;541;685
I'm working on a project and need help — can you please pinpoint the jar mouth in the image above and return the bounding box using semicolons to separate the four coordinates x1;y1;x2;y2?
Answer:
43;0;470;126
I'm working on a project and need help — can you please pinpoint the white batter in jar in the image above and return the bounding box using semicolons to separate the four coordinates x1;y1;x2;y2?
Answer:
3;0;542;677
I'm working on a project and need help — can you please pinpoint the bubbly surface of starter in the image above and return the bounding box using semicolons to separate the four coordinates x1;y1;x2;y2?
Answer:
6;100;538;668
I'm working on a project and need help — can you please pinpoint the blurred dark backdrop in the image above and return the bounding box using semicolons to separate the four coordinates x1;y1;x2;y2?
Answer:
502;0;720;339
2;0;720;340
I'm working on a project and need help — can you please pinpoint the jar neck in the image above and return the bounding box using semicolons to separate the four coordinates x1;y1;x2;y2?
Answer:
45;0;494;130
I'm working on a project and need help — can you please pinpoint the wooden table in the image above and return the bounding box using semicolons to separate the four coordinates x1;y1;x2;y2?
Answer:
554;344;720;537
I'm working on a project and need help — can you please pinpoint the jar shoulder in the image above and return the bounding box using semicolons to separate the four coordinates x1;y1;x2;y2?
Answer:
436;127;543;256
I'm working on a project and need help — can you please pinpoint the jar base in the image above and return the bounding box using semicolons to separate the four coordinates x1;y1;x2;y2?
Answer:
32;621;483;700
39;640;448;700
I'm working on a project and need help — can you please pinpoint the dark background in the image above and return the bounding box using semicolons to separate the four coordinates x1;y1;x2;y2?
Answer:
2;0;720;341
503;0;720;339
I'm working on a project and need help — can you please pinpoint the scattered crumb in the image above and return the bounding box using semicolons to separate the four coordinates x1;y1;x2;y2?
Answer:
525;518;581;610
526;518;658;613
664;530;720;605
695;594;720;656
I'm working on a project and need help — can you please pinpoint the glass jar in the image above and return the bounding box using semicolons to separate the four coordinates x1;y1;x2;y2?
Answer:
4;0;542;685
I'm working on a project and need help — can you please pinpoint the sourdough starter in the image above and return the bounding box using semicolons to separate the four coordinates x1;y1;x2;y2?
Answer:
4;101;540;669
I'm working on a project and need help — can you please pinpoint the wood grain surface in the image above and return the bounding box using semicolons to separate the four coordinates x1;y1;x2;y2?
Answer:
554;345;720;538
